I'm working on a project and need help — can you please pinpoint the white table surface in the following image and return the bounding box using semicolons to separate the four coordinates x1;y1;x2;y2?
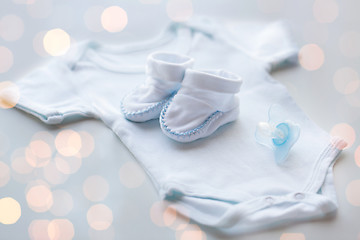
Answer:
1;0;360;239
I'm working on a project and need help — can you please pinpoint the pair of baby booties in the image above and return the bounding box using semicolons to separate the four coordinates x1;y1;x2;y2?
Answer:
120;52;243;143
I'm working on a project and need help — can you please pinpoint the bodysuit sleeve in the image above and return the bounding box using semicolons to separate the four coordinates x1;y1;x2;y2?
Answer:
225;21;298;72
9;43;95;125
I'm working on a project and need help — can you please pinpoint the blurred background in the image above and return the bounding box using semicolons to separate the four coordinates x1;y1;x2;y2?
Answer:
0;0;359;239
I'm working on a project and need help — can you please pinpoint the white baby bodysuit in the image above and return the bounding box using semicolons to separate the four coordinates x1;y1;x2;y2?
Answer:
8;18;345;234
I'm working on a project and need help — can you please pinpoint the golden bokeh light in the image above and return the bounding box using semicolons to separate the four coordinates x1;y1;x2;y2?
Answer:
330;123;356;149
83;175;109;202
33;31;49;57
0;47;13;73
78;131;95;158
48;219;75;240
54;154;82;175
84;6;105;32
355;146;360;168
43;161;69;185
32;131;55;151
298;44;324;71
25;146;50;168
119;161;146;188
0;161;11;187
345;179;360;206
333;67;360;95
55;129;82;157
26;184;53;212
29;140;52;160
280;233;306;240
0;197;21;224
339;31;360;58
50;190;73;216
0;14;24;41
88;225;115;240
101;6;128;33
150;201;167;227
175;224;206;240
0;81;20;109
166;0;193;22
87;204;113;231
43;28;71;56
150;201;189;229
313;0;338;23
11;147;34;174
28;219;51;240
257;0;284;14
27;0;53;19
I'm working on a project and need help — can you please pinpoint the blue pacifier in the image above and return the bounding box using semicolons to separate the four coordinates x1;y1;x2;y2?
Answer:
255;104;300;164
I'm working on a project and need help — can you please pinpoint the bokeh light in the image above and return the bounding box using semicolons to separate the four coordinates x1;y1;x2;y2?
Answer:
89;226;115;240
333;67;360;95
175;224;206;240
140;0;162;4
345;179;360;206
32;131;55;147
0;197;21;224
28;219;51;240
50;190;73;216
48;219;75;240
26;184;53;212
0;81;20;109
355;146;360;168
280;233;306;240
150;201;168;227
101;6;128;33
43;28;71;56
78;131;95;158
43;161;69;185
55;129;82;157
313;0;338;23
11;148;36;183
0;132;10;157
87;204;113;231
27;0;53;19
33;31;48;57
330;123;356;149
0;47;14;73
28;140;52;165
0;14;25;41
166;0;193;22
84;6;105;32
119;161;146;188
257;0;284;14
0;161;10;187
339;31;360;58
83;175;109;202
298;44;324;71
54;154;82;175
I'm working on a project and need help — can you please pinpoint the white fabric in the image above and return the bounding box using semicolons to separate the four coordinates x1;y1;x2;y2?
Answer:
160;69;242;142
121;52;194;122
8;18;345;235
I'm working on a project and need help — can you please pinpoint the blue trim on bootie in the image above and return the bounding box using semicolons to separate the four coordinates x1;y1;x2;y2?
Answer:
160;97;222;139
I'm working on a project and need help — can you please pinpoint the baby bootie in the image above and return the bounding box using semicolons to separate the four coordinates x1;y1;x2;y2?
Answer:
121;52;194;122
160;69;242;142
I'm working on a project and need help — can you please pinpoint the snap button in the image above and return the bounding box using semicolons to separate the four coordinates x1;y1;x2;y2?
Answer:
294;193;305;200
265;196;275;204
